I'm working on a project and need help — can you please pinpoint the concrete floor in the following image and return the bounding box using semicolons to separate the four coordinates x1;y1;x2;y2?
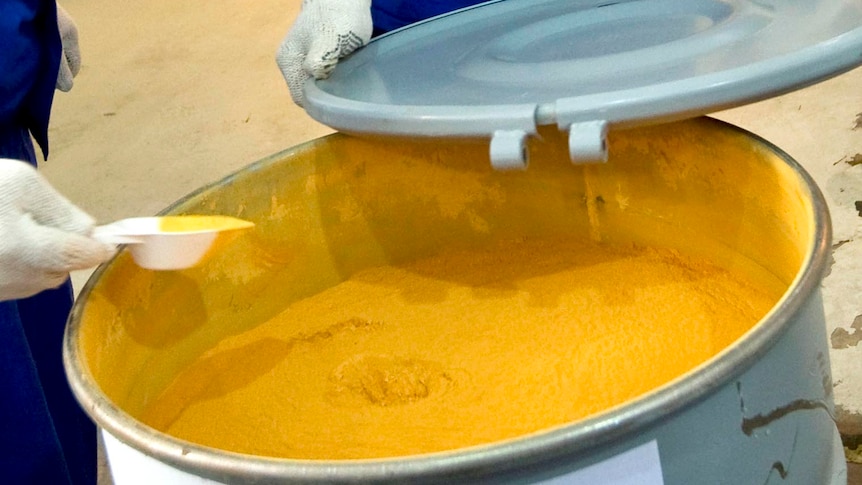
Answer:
44;0;862;483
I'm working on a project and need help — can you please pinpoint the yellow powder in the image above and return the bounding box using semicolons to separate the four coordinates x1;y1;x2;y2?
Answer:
158;215;253;233
139;237;782;460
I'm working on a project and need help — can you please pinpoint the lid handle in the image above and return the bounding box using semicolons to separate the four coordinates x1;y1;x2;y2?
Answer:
490;130;529;171
568;120;609;164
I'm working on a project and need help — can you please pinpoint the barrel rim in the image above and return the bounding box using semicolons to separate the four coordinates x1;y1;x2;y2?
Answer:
63;117;833;483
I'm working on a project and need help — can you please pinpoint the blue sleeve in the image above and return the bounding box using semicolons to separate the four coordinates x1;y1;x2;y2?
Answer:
371;0;490;34
0;0;60;157
0;2;42;124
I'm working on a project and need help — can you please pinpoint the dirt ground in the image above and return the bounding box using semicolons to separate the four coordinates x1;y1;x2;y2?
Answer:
43;0;332;224
42;0;862;483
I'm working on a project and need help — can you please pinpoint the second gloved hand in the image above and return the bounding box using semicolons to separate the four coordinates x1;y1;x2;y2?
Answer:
276;0;373;107
55;3;81;92
0;159;116;301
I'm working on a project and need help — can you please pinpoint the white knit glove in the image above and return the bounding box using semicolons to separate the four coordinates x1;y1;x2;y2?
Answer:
55;4;81;92
276;0;373;107
0;159;116;301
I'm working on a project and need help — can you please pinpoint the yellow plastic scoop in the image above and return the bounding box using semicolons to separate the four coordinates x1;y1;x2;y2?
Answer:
93;216;254;270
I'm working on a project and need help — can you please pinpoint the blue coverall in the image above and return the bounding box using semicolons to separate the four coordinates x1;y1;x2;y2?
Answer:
0;1;97;484
372;0;488;35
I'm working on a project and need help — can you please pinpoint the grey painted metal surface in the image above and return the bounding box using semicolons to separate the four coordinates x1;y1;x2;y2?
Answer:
712;77;862;470
304;0;862;167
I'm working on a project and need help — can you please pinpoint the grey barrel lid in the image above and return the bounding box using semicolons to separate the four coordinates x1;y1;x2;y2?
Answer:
304;0;862;169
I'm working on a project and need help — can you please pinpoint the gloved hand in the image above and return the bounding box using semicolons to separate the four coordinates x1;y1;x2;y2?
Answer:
275;0;373;107
55;3;81;92
0;159;116;301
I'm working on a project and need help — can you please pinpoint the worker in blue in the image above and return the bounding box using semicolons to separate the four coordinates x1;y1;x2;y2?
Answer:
276;0;489;106
0;2;116;484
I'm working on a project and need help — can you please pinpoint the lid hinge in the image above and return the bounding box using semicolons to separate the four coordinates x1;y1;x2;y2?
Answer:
490;130;529;170
567;120;609;164
489;121;609;170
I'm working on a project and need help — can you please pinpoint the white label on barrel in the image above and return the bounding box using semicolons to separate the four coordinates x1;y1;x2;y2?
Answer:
536;440;664;485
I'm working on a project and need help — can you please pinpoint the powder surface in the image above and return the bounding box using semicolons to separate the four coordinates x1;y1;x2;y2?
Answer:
139;237;782;460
